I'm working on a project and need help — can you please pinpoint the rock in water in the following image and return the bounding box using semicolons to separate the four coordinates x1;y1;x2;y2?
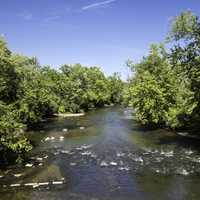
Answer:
61;150;70;154
59;136;64;141
44;137;51;141
118;167;130;171
80;151;92;156
10;184;21;187
14;174;22;178
70;162;77;166
100;161;109;167
36;157;43;161
25;163;33;167
110;162;117;166
52;181;63;185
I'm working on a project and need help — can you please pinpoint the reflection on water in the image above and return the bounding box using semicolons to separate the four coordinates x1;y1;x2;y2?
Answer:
1;107;200;200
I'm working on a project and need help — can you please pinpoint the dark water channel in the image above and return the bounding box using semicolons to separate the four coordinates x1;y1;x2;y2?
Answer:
1;107;200;200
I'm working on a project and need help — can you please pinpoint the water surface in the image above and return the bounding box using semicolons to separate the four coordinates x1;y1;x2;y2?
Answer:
1;107;200;200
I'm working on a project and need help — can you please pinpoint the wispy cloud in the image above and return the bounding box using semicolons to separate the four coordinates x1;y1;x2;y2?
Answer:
18;12;33;21
82;0;116;11
42;6;72;23
43;15;61;23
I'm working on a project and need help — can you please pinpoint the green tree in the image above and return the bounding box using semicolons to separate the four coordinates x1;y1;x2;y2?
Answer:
126;44;195;128
108;72;124;104
168;11;200;126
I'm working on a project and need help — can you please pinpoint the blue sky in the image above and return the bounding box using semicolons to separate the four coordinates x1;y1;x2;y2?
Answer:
0;0;200;79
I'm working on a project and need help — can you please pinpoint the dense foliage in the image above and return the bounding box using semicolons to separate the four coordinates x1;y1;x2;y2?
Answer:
126;11;200;129
0;39;124;161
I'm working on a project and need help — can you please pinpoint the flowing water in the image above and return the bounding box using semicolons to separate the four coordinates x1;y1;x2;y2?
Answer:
1;107;200;200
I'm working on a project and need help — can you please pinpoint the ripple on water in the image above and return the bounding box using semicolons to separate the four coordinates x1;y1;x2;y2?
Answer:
160;150;174;157
80;151;92;156
176;168;190;176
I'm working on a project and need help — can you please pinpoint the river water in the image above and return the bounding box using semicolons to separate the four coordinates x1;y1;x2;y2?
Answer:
1;107;200;200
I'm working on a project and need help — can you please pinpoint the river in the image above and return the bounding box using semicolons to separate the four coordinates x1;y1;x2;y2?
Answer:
1;107;200;200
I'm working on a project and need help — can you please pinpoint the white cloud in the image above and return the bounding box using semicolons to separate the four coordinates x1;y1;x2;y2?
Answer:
82;0;116;11
42;6;72;23
43;15;61;23
18;12;33;21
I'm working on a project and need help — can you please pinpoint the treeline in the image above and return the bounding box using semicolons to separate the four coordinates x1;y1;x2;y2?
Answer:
0;39;124;161
125;11;200;130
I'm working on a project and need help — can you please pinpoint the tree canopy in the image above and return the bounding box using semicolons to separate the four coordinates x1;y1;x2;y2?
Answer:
126;11;200;130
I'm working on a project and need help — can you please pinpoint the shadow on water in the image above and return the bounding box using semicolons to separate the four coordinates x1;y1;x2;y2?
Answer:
158;135;200;152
